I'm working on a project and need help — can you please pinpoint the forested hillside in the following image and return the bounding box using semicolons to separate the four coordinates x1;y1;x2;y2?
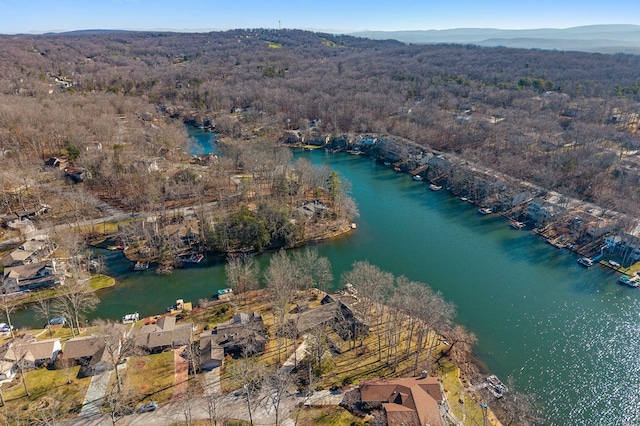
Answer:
1;29;640;216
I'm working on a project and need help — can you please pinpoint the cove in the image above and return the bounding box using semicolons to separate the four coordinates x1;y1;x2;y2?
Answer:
11;140;640;424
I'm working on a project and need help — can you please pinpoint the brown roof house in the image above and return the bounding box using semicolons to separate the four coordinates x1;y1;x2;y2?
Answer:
212;312;267;357
294;294;369;341
61;335;112;377
199;332;225;371
2;260;64;294
1;239;49;268
359;375;447;426
3;338;62;370
136;316;194;353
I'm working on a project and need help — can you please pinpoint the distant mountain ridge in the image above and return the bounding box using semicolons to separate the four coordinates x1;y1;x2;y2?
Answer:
352;24;640;54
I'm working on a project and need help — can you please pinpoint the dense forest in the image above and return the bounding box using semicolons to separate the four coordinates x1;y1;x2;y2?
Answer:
1;28;640;219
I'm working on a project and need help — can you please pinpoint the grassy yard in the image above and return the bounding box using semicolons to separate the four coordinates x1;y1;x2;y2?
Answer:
295;406;367;426
437;359;501;425
88;273;116;291
125;351;175;404
2;365;90;423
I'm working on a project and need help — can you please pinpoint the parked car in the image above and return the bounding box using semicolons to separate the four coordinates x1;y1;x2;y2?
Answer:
48;317;66;326
0;323;13;333
138;402;158;413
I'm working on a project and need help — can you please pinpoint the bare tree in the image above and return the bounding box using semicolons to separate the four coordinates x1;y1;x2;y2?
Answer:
33;296;54;338
292;248;333;292
53;276;99;336
175;383;200;426
102;382;137;426
305;325;331;376
341;261;393;359
6;342;31;397
225;252;260;305
203;382;228;426
494;378;545;426
263;366;294;426
229;357;266;426
437;324;477;367
92;319;138;394
0;296;16;341
264;249;298;364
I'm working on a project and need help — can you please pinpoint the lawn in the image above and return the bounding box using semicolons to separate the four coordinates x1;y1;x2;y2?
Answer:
2;365;90;423
437;359;499;425
89;273;116;291
125;351;175;404
295;406;366;426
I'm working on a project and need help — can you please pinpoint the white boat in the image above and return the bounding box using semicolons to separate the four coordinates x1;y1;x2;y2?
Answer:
478;207;492;215
510;221;525;230
122;312;140;324
183;253;204;263
618;275;640;288
577;257;593;267
429;184;443;191
412;175;423;181
608;260;621;267
133;261;149;271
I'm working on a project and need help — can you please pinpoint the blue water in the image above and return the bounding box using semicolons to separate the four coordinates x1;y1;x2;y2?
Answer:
13;134;640;424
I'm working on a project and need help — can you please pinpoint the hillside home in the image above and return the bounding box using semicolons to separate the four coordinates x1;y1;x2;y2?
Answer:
64;166;87;183
2;260;64;294
527;197;564;225
136;316;193;353
44;156;69;169
1;238;51;268
61;336;112;376
293;294;368;341
359;375;447;426
199;333;225;371
3;338;62;369
213;312;266;357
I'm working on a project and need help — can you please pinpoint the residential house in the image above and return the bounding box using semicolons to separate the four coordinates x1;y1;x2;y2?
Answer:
64;166;87;183
1;238;49;268
297;200;327;219
212;312;266;357
359;375;447;426
136;316;193;353
199;332;225;371
61;335;112;376
44;156;69;169
292;294;368;342
3;338;62;369
0;360;16;381
13;204;50;221
526;197;563;225
2;260;64;294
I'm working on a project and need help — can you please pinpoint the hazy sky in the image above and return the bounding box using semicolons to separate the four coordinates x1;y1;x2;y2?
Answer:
1;0;638;34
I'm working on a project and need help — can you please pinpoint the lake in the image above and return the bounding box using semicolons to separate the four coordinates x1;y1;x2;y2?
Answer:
12;133;640;424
